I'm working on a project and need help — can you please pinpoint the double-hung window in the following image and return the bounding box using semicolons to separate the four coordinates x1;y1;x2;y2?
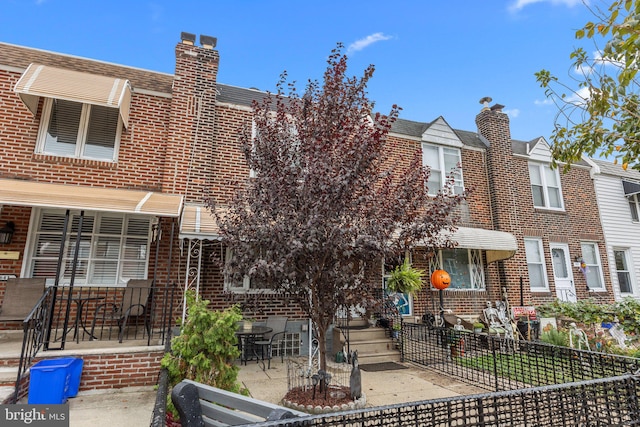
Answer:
29;210;150;286
422;143;463;195
581;242;605;291
529;163;563;209
37;98;122;161
614;249;633;294
628;194;640;222
525;238;548;290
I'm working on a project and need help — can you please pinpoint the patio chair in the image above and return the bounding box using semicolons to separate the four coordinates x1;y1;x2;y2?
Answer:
253;316;288;369
0;278;46;321
90;279;152;342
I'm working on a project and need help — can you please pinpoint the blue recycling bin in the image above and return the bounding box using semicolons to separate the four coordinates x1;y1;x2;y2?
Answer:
28;357;84;404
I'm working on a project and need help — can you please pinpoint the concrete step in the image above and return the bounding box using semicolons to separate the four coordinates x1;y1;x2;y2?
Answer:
340;327;389;342
334;325;400;365
0;366;18;387
357;350;401;365
0;386;15;404
347;338;396;354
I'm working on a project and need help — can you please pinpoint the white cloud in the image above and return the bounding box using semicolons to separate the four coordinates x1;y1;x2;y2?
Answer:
346;33;392;55
565;86;591;105
509;0;584;13
534;98;553;106
504;108;521;118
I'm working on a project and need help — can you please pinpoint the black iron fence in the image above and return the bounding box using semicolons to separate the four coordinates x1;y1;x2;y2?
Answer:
11;284;176;404
250;373;640;426
401;323;640;391
42;284;176;349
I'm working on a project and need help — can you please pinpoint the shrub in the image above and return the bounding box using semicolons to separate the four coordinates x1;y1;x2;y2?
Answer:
540;328;569;347
162;291;248;419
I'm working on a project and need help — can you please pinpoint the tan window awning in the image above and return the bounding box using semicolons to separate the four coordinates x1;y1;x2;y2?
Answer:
13;63;132;128
179;204;221;240
0;179;183;217
439;227;518;263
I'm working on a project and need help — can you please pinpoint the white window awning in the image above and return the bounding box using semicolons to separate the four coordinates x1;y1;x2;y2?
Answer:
14;63;132;128
179;204;222;240
440;227;518;263
0;179;183;217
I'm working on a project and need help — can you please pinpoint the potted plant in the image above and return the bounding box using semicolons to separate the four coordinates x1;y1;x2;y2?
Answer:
473;322;484;333
386;256;425;295
392;322;401;339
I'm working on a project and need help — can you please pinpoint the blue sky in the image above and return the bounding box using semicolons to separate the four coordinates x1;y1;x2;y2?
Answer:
1;0;598;141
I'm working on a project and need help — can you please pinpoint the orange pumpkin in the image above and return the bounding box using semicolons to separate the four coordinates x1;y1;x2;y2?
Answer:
430;269;451;290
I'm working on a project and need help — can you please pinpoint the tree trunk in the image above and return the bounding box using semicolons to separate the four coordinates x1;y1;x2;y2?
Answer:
317;326;327;371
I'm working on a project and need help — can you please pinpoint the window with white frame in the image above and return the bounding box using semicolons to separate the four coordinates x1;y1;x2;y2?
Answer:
29;210;150;286
249;118;301;179
528;163;563;209
429;248;484;290
525;238;549;290
36;98;122;161
422;143;463;195
628;194;640;222
614;249;633;294
224;247;272;292
581;242;605;291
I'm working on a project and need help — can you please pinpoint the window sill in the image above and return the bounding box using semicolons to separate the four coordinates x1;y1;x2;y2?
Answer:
533;207;566;215
225;288;278;295
34;153;117;169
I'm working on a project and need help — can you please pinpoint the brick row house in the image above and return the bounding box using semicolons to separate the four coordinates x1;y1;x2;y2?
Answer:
0;34;619;395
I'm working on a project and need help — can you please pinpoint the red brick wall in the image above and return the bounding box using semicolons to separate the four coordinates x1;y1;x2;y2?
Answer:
477;108;614;307
0;69;170;190
5;350;164;403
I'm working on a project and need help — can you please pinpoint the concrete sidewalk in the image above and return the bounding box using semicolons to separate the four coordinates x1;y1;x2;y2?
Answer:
236;358;483;408
65;359;483;426
68;386;156;427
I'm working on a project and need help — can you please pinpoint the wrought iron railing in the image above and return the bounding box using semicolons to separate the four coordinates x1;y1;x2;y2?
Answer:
11;284;176;403
249;373;640;426
12;287;54;403
401;323;640;392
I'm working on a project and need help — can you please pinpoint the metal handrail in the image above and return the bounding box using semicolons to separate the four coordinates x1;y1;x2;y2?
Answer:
12;287;54;403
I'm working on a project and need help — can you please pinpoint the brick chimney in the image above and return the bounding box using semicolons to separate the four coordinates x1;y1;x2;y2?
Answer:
475;99;517;291
162;32;219;202
475;98;514;231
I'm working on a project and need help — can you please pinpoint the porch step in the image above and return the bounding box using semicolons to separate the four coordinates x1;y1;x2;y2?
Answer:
0;366;18;387
334;325;400;364
357;350;401;365
0;386;15;404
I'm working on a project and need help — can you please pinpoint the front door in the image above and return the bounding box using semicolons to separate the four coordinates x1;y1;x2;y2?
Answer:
550;243;576;302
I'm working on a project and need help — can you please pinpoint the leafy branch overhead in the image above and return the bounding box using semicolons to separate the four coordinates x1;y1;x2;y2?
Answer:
536;0;640;170
210;44;465;370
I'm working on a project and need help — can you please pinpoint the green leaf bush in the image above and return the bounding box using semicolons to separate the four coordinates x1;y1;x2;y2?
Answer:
162;291;248;419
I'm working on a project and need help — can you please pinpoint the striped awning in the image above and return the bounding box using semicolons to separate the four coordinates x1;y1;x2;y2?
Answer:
179;204;221;240
14;63;132;128
439;227;518;263
0;179;183;217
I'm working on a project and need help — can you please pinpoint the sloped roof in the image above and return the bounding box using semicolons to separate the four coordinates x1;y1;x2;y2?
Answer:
0;42;536;153
0;41;173;94
592;158;640;180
